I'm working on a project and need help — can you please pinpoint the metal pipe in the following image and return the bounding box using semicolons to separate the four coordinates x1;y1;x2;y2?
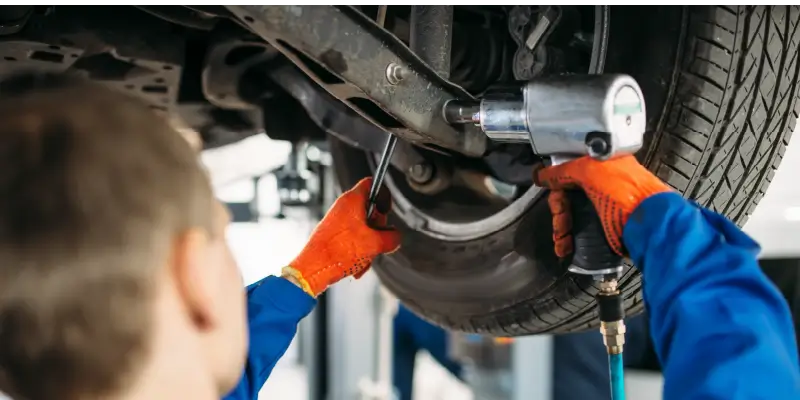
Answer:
442;100;480;124
479;99;529;142
409;5;453;78
375;5;387;27
366;135;396;219
375;286;398;400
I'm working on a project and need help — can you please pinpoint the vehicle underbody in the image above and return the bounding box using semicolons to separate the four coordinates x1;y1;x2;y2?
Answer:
2;5;798;335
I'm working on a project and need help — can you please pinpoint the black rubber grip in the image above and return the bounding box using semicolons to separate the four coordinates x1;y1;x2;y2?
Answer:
597;292;625;322
569;190;623;274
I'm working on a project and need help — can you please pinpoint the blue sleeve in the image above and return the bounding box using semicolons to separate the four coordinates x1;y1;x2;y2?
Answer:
223;276;316;400
623;192;800;399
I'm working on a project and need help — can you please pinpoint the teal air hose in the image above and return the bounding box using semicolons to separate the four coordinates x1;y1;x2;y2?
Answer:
597;279;626;400
608;352;626;400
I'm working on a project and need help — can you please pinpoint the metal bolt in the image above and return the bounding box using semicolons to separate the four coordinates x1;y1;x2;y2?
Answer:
442;100;481;125
598;279;619;294
408;163;433;183
385;63;408;85
586;136;611;159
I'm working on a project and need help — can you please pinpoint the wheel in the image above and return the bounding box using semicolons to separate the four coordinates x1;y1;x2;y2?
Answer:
331;5;800;335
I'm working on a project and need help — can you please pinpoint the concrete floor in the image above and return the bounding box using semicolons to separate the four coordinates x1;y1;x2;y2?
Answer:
0;363;663;400
258;342;473;400
256;342;664;399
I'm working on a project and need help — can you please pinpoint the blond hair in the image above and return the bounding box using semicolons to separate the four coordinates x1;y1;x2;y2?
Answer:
0;73;214;400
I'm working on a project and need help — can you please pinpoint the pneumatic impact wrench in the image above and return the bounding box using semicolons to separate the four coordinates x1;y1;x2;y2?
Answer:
444;74;646;400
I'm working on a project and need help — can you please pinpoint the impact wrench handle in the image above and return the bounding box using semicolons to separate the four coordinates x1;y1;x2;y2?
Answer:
567;187;626;400
567;190;624;277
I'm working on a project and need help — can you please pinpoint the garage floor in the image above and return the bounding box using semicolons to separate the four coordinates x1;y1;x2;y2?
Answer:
259;342;474;400
258;341;664;400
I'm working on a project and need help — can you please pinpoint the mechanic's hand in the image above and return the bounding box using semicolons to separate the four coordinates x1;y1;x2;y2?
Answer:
535;155;672;257
282;178;401;297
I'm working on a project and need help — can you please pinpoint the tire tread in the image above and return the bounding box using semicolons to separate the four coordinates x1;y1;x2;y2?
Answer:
480;5;800;335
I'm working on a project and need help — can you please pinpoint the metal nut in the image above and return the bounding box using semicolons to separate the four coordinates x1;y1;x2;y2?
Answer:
406;161;450;196
600;320;627;354
385;62;408;85
408;163;433;183
600;320;626;337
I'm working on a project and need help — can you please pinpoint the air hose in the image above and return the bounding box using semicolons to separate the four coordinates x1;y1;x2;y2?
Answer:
608;352;626;400
597;279;626;400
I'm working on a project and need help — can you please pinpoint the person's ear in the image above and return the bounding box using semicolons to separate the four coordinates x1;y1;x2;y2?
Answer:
170;117;203;152
170;228;218;331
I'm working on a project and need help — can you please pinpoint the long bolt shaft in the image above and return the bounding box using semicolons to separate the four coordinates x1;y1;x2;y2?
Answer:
367;135;397;219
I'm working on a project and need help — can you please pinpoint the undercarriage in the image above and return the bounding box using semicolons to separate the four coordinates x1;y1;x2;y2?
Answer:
2;5;798;336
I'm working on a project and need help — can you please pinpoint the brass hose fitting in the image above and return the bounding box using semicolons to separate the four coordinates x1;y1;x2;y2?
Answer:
597;279;626;355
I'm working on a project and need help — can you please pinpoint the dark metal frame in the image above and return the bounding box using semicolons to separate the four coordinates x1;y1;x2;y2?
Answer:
268;64;427;173
248;6;611;185
226;5;486;157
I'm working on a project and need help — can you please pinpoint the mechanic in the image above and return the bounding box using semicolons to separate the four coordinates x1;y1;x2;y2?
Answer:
0;73;796;400
0;74;398;400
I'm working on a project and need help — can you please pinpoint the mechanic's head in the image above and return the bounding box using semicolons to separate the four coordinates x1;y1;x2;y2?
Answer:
0;73;247;400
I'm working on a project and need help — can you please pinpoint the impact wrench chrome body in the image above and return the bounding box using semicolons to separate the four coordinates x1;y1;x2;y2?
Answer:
444;73;646;276
444;74;645;166
444;74;647;400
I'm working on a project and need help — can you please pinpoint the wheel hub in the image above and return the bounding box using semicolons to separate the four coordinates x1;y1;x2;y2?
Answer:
382;5;611;240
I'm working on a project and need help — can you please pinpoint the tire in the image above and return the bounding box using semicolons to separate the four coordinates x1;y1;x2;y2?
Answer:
331;5;800;335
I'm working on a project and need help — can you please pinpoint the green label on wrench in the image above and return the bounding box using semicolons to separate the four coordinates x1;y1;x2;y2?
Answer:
613;85;643;115
613;102;642;115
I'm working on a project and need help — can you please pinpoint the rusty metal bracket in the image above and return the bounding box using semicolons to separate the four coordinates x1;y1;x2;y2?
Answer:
268;65;426;174
226;5;487;157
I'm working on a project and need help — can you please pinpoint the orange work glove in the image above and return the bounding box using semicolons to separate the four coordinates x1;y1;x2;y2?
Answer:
281;178;401;297
535;155;672;257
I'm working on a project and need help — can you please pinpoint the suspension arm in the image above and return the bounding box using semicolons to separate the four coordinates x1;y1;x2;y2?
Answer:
226;5;487;157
